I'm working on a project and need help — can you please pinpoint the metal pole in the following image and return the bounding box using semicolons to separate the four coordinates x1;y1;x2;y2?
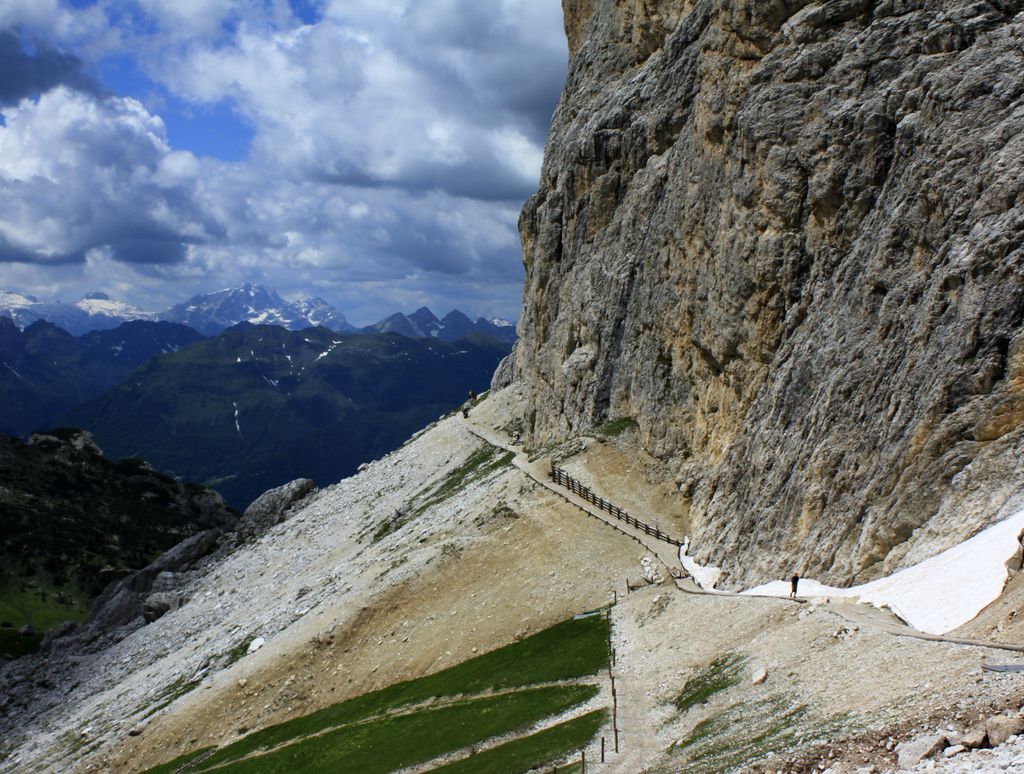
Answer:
581;748;586;774
601;737;605;763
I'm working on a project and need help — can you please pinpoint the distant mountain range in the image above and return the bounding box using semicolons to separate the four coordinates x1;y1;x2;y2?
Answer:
0;317;205;437
364;307;516;345
63;323;510;508
0;285;516;343
0;291;154;336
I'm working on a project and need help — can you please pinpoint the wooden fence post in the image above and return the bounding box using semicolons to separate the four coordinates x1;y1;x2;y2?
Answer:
581;748;586;774
601;737;605;763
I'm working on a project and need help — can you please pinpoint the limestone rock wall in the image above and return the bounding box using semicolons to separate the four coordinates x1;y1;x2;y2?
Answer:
513;0;1024;586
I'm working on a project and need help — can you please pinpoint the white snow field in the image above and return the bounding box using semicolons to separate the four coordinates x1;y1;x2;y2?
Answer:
740;509;1024;635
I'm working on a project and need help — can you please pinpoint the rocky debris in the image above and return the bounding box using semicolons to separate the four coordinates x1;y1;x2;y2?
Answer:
832;624;859;641
954;726;988;750
87;530;222;634
512;0;1024;588
898;730;1024;772
640;555;664;585
895;734;947;768
239;479;316;538
0;528;227;739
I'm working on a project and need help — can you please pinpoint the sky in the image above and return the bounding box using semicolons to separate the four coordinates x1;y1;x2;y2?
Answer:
0;0;568;325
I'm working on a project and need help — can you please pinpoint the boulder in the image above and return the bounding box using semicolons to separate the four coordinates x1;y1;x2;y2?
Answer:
490;353;516;390
239;479;316;537
955;726;988;749
895;734;946;768
750;665;768;685
986;714;1024;746
143;592;188;623
18;624;36;637
38;621;77;654
247;637;266;655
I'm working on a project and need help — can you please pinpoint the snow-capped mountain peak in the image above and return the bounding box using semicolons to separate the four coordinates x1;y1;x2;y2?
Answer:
74;293;152;321
160;285;353;336
0;291;154;335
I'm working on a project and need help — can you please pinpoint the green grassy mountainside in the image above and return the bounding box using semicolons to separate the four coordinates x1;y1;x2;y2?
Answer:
0;318;205;437
0;429;236;658
64;324;510;508
144;614;609;774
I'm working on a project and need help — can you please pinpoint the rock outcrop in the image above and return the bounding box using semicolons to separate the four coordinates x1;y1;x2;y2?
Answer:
239;478;317;538
513;0;1024;585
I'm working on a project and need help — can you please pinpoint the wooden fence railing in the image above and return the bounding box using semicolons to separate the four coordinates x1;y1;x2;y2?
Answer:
550;464;682;547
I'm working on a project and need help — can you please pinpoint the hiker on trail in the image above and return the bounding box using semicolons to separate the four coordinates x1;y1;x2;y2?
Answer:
462;401;470;418
790;572;800;598
468;389;477;401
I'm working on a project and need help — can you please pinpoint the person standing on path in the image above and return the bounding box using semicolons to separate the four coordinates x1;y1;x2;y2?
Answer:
790;572;800;598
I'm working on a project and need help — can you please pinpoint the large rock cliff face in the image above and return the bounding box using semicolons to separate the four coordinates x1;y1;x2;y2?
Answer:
511;0;1024;586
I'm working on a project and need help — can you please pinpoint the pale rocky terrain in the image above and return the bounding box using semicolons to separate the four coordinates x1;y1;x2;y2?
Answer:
3;387;1024;772
508;0;1024;589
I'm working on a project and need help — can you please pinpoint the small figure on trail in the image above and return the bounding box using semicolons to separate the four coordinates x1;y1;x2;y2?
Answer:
462;402;470;418
790;572;800;598
468;389;477;401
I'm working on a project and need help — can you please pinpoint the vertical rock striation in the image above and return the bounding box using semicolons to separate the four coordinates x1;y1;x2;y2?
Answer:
512;0;1024;585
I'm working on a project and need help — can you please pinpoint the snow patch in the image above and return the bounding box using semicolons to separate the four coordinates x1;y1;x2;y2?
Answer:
232;402;242;439
679;540;722;590
742;509;1024;635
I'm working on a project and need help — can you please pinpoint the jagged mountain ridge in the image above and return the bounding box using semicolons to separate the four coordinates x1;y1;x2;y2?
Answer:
2;286;517;345
507;0;1024;587
363;306;518;345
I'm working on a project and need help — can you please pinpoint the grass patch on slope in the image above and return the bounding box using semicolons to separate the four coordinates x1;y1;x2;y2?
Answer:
412;445;514;517
372;444;513;543
155;614;610;772
593;417;638;438
671;653;746;714
433;708;607;774
0;581;89;658
665;694;852;774
0;582;89;631
206;685;597;774
659;696;851;774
